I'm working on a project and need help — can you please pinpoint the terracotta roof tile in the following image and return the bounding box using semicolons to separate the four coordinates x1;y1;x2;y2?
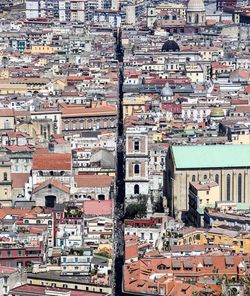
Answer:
83;200;112;216
32;152;71;170
32;179;70;194
11;173;29;189
74;175;113;188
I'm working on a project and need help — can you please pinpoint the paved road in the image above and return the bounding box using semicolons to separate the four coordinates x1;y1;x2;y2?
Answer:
113;28;125;296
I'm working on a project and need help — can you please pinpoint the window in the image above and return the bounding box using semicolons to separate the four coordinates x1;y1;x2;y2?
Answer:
141;232;144;239
88;120;92;129
192;175;196;182
238;174;242;203
7;250;11;257
134;140;139;152
204;175;207;180
134;164;140;174
63;284;68;288
215;174;219;184
3;172;7;181
227;174;231;201
150;233;153;240
134;184;139;195
18;250;22;257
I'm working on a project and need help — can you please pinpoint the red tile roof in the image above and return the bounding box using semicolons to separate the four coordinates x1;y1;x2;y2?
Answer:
61;105;117;118
0;208;30;220
83;200;112;216
11;173;29;189
32;152;71;170
32;179;70;194
74;175;113;188
0;109;15;117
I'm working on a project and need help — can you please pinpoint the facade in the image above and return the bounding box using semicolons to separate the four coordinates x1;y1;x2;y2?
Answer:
61;105;117;137
125;127;149;202
32;179;70;207
188;180;220;227
186;0;206;25
0;156;12;207
61;250;92;275
165;145;250;217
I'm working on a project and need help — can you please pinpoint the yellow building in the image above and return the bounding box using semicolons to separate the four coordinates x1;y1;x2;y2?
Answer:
232;134;250;145
188;180;220;226
27;274;112;294
31;45;61;55
123;95;149;119
0;69;9;79
0;82;27;95
0;155;12;207
177;227;250;253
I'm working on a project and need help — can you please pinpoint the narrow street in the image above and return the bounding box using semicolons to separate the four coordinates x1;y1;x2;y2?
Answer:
113;27;125;296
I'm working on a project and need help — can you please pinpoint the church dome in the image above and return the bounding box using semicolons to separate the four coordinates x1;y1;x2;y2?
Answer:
187;0;205;11
161;83;173;97
210;107;224;118
162;40;180;52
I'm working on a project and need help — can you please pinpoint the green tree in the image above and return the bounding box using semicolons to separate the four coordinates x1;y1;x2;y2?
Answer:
125;202;147;219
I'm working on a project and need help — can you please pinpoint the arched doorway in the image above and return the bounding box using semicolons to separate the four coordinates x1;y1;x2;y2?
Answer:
45;195;56;208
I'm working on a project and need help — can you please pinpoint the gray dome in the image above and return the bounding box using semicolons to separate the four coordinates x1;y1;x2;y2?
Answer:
161;40;180;52
161;83;173;97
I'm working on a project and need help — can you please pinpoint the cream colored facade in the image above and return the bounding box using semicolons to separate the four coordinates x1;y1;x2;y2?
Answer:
28;277;111;294
0;158;12;207
31;45;61;55
0;114;15;130
193;182;220;208
185;64;204;83
147;3;186;28
232;134;250;145
0;83;27;95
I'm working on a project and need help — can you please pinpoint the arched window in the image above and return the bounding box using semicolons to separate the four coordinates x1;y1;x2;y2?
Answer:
215;174;219;184
204;175;207;180
3;172;7;181
227;174;231;201
60;171;64;176
195;14;199;23
238;174;242;203
39;171;43;176
50;171;54;176
192;175;196;182
134;184;139;194
134;164;140;174
134;140;140;152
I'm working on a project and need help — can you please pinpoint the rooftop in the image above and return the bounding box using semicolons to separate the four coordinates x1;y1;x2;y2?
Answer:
171;144;250;169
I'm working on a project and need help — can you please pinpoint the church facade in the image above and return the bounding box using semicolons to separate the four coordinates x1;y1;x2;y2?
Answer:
164;145;250;217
